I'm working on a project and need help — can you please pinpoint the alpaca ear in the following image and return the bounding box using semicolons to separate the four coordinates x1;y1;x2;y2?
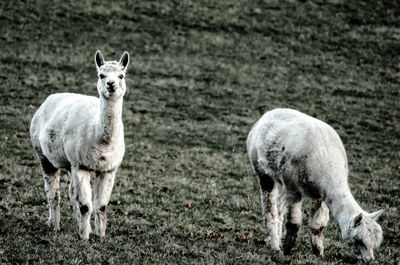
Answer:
352;213;363;228
95;50;105;68
368;210;383;221
119;51;129;70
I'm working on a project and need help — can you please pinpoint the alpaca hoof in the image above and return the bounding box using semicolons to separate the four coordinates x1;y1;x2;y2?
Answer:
272;247;282;253
95;225;106;238
312;245;324;257
266;237;282;252
283;248;292;255
283;241;296;255
270;243;282;252
79;233;90;240
46;219;60;231
79;228;92;240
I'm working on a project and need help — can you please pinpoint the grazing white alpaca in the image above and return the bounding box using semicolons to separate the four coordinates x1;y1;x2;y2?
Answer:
247;108;383;261
30;50;129;239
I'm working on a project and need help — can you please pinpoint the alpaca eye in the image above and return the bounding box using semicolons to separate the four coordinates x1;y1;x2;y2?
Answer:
99;74;106;79
119;75;124;79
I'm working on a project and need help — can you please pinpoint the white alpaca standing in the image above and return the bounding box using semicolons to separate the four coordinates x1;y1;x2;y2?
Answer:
247;108;383;261
30;50;129;239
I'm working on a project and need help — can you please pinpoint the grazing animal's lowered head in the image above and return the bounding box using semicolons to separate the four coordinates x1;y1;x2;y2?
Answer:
95;50;129;99
343;210;383;261
246;108;384;262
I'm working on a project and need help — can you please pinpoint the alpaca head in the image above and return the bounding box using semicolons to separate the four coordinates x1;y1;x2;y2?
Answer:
343;210;383;261
95;50;130;99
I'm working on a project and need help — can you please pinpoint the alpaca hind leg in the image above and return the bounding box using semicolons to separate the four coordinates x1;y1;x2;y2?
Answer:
70;168;92;240
93;170;116;238
276;184;287;242
283;194;303;255
259;175;282;251
309;199;329;256
39;155;61;230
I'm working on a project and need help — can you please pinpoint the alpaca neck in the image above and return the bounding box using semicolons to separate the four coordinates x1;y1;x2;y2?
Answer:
325;187;363;232
98;96;123;144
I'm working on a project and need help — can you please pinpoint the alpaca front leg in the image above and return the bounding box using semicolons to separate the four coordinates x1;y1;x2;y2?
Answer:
309;199;329;256
70;168;92;240
93;170;116;238
283;195;303;255
43;171;61;230
68;177;78;224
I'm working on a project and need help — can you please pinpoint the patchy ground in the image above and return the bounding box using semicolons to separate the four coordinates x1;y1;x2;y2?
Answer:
0;0;399;264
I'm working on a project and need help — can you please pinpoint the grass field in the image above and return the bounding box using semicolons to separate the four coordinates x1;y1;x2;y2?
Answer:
0;0;399;264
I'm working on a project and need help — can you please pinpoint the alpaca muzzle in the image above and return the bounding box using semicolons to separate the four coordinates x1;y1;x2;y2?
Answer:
107;81;115;93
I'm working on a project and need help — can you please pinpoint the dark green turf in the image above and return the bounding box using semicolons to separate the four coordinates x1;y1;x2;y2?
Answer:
0;0;399;264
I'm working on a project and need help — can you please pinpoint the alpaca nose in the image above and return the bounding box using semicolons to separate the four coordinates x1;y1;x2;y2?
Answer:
107;80;115;92
107;80;115;87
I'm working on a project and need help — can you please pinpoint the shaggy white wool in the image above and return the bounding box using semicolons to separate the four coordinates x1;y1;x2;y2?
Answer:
247;108;383;261
30;50;129;239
